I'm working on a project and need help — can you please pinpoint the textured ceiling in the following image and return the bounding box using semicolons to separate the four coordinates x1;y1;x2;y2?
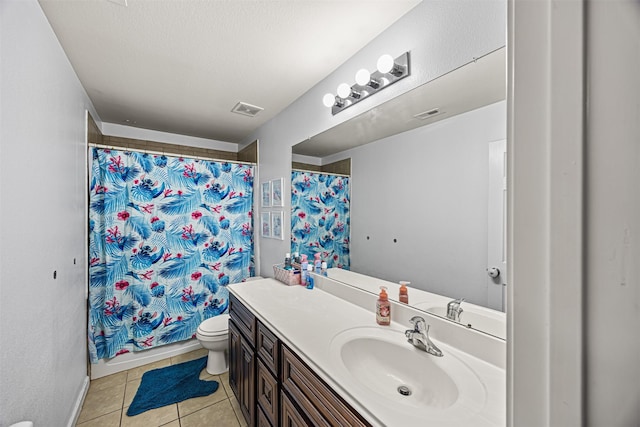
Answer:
38;0;421;143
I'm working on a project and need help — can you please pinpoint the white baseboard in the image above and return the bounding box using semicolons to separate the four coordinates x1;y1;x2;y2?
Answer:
67;376;90;427
90;339;203;379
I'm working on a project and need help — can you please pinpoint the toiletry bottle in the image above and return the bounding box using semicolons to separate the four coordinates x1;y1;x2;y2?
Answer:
300;255;309;285
321;261;328;276
313;253;322;272
306;264;315;289
399;281;410;304
284;253;292;270
293;252;301;264
376;286;391;325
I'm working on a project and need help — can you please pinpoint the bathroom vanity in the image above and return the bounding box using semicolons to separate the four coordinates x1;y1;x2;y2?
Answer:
228;277;505;426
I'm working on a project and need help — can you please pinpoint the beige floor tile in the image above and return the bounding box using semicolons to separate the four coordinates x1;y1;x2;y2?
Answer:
176;379;227;417
123;378;142;408
229;395;247;427
76;409;121;427
170;348;207;365
89;371;128;393
159;420;180;427
180;399;241;427
121;404;178;427
126;359;171;382
219;371;233;398
77;383;126;424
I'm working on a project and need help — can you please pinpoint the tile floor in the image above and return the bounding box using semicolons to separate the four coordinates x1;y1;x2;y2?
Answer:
76;348;247;427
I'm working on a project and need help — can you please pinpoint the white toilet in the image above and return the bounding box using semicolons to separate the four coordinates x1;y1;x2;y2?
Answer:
196;314;230;375
196;277;263;374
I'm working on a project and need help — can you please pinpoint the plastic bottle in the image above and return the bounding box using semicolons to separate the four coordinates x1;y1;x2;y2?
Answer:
300;255;309;286
284;253;292;270
313;253;322;272
293;252;300;264
376;286;391;325
320;261;328;276
399;281;410;304
306;264;315;289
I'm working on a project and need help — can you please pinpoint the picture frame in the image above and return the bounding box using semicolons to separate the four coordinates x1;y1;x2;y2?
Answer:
271;210;284;240
271;178;284;207
260;212;271;238
261;181;271;207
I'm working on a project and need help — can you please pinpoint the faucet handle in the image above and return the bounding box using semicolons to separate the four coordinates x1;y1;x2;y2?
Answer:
409;316;427;331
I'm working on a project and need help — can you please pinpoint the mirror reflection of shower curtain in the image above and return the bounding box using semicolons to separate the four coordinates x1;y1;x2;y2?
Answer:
291;170;350;269
88;148;254;363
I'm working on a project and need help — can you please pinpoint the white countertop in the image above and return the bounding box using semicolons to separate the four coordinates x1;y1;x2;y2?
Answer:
229;278;505;427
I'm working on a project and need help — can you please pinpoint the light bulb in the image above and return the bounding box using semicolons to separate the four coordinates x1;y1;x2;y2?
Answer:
377;54;395;74
337;83;352;99
322;93;336;108
355;68;370;86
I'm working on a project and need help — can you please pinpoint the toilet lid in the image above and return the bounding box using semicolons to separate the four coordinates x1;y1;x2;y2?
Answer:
197;314;229;336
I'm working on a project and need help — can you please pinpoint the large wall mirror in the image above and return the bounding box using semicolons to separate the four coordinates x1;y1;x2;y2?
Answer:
291;47;507;339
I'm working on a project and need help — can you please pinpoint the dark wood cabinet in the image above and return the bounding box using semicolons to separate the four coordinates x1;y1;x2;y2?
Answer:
229;294;256;426
229;292;371;427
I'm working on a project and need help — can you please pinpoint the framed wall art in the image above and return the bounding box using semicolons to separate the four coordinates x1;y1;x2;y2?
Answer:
271;210;284;240
261;181;271;207
271;178;284;207
261;212;271;238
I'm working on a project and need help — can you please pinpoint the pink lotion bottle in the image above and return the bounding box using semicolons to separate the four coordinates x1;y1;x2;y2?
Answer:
376;286;391;326
399;281;410;304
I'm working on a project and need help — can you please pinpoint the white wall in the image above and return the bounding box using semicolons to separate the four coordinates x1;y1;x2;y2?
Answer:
244;0;506;278
0;1;98;425
348;101;506;308
586;1;640;425
507;0;639;425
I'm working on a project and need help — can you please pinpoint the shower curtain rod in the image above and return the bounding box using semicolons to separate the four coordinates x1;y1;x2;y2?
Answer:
292;167;350;178
89;142;256;165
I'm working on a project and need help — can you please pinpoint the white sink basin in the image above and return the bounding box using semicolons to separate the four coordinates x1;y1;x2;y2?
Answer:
329;326;487;425
415;304;506;339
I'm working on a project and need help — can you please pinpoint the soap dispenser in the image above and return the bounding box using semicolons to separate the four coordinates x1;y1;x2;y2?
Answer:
399;281;410;304
376;286;391;326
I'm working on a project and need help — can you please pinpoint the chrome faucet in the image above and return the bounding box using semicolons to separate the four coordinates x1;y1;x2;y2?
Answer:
405;316;443;357
446;298;464;321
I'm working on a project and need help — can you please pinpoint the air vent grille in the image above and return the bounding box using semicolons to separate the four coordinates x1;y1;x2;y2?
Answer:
413;108;442;120
231;102;264;117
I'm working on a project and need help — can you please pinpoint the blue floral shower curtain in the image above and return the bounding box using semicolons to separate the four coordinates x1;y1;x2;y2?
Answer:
88;148;254;363
291;170;350;269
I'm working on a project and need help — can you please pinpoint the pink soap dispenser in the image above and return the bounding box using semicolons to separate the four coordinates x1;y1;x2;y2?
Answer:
376;286;391;326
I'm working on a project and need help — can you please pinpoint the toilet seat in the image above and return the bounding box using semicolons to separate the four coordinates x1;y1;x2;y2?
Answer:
197;314;229;338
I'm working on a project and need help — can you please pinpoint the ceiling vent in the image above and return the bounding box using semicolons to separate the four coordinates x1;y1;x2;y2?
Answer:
413;108;443;120
231;102;264;117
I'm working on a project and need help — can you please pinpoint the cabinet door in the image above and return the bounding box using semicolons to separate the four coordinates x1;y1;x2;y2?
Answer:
228;320;241;399
239;335;256;425
282;392;309;427
257;359;279;426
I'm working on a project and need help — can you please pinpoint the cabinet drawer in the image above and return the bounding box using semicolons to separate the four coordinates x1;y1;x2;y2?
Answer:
257;320;279;376
230;293;256;346
257;358;279;426
281;345;371;427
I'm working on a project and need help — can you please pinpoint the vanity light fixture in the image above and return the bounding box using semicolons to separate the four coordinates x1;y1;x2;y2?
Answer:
322;52;410;115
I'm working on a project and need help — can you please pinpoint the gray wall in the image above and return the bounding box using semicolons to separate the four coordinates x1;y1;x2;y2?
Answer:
349;101;506;308
0;1;98;425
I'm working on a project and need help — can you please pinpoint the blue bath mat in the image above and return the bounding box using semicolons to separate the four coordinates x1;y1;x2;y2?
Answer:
126;356;218;416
